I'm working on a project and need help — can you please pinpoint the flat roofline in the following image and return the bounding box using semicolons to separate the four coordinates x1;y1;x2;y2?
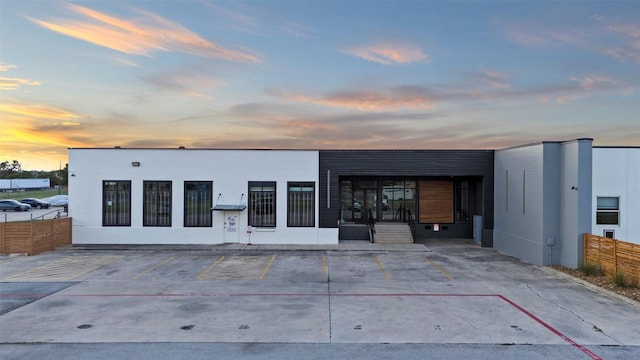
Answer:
68;147;313;151
593;146;640;149
67;147;494;152
496;138;594;151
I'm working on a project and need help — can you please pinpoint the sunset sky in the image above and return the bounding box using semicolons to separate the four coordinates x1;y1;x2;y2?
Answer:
1;1;638;170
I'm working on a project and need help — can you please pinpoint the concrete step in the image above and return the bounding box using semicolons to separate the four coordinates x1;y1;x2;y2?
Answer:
373;223;414;244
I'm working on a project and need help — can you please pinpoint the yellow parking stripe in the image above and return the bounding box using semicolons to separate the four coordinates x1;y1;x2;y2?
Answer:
259;255;276;280
196;256;225;280
426;256;455;281
373;256;391;281
7;256;123;281
322;256;327;274
133;256;175;280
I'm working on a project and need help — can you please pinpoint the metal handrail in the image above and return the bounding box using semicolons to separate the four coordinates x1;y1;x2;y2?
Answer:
406;209;416;243
30;208;67;221
368;207;376;243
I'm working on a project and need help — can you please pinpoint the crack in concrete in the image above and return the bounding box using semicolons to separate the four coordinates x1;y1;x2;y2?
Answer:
524;283;622;345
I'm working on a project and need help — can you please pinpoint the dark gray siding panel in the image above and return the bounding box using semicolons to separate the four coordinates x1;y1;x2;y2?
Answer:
319;150;495;235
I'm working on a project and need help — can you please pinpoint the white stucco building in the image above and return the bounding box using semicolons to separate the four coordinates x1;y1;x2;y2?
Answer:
69;148;336;245
592;147;640;244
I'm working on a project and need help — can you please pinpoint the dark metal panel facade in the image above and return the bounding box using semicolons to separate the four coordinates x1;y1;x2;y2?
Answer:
319;150;494;241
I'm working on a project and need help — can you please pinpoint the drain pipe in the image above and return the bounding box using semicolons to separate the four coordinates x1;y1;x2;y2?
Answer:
546;237;555;265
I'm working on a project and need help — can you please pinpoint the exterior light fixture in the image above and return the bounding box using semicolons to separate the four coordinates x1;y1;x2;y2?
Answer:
131;161;141;167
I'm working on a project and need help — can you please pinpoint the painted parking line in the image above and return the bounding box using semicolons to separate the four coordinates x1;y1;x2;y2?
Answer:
6;256;123;281
196;256;226;280
425;256;455;281
259;255;276;280
197;256;275;280
372;256;391;281
322;256;327;275
133;256;176;280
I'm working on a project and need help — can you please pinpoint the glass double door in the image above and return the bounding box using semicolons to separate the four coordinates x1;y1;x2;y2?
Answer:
353;188;377;223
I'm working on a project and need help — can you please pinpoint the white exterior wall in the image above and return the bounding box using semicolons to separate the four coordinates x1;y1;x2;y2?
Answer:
68;149;337;245
557;140;592;268
494;139;593;267
494;143;546;265
592;148;640;244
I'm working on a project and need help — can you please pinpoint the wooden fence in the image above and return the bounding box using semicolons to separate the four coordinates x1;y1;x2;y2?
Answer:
0;217;72;256
584;233;640;286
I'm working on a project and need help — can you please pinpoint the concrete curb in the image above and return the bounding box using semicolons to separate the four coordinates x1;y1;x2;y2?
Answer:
66;243;431;253
542;266;640;309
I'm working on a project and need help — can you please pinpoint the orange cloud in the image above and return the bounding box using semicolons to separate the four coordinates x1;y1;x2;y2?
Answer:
344;43;428;65
267;87;435;111
0;77;42;90
0;63;41;90
30;3;261;63
0;98;78;120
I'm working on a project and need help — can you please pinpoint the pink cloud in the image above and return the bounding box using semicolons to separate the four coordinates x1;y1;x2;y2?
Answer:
343;43;428;65
0;62;17;72
266;87;436;111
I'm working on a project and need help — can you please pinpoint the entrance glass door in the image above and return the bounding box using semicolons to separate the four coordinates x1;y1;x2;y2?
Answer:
353;188;377;223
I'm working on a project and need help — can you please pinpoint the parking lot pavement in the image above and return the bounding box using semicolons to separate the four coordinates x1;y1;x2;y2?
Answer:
0;239;639;359
0;207;67;222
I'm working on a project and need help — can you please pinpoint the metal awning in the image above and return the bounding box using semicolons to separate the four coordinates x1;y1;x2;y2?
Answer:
212;204;247;211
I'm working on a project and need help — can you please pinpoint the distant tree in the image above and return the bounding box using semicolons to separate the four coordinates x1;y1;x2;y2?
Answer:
47;164;68;187
61;163;69;186
0;160;22;178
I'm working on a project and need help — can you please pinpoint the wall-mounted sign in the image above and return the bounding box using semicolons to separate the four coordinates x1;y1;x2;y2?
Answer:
227;215;237;232
433;223;440;231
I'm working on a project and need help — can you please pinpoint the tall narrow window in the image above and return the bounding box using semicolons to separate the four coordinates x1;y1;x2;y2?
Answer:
184;181;212;227
249;181;276;227
144;181;172;227
103;180;131;226
596;197;619;225
288;182;315;227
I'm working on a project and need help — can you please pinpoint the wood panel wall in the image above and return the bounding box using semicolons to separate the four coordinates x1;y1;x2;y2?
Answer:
419;180;454;223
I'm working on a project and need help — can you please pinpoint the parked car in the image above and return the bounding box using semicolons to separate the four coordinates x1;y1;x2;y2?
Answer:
20;198;51;209
42;195;68;207
0;199;31;212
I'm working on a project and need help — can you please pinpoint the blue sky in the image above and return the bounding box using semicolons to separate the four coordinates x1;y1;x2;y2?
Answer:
1;1;638;170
